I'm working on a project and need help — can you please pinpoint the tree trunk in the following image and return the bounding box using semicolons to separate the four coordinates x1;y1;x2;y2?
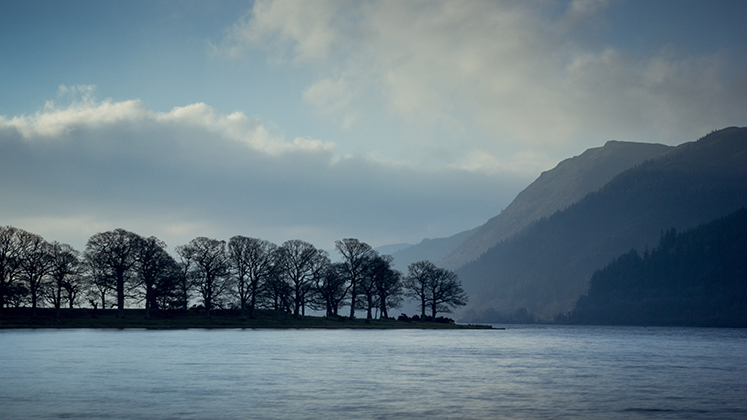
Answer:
55;283;62;319
117;275;125;318
249;282;258;319
145;285;152;319
31;290;38;318
349;283;357;319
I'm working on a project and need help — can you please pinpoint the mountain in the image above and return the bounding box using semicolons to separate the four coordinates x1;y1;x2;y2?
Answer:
568;208;747;327
439;140;673;269
375;243;412;256
390;140;672;272
458;127;747;321
390;228;477;272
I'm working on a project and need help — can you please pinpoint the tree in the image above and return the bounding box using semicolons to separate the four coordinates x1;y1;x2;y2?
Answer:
335;238;374;319
370;255;403;319
84;229;142;318
0;226;30;318
277;240;328;318
262;268;292;313
61;272;84;309
17;231;52;318
426;267;468;318
311;262;348;317
174;248;194;312
404;260;467;318
46;242;81;319
177;237;230;319
85;254;115;311
228;236;277;319
134;236;178;319
358;253;380;319
403;260;435;318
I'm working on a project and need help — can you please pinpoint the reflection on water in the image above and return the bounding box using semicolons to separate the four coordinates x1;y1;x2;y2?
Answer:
1;326;746;419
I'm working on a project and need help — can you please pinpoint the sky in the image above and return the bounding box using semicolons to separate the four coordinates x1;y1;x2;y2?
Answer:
1;0;746;254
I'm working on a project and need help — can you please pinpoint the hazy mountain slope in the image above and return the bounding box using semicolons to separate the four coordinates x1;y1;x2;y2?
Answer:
569;208;747;327
375;243;412;256
457;127;747;321
390;228;477;272
440;141;673;269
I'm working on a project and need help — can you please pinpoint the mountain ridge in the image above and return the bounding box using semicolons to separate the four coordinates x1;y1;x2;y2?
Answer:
390;140;673;272
457;127;747;321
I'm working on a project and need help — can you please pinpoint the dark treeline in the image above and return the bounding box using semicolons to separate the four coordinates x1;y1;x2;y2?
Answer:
0;228;467;322
566;208;747;327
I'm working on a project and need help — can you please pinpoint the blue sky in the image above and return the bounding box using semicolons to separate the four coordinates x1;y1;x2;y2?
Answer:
1;0;746;253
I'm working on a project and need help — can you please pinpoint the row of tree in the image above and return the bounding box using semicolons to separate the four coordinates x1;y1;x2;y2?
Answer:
0;227;467;320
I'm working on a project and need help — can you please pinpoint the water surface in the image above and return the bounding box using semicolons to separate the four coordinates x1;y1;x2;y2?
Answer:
1;325;745;419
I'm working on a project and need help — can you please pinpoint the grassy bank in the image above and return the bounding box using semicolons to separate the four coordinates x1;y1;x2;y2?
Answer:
0;308;492;330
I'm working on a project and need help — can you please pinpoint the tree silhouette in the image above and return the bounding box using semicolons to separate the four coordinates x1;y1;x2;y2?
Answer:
335;238;374;319
177;237;229;319
277;240;328;318
312;262;348;317
85;229;141;318
404;260;436;318
0;226;30;318
370;254;403;319
426;267;468;318
46;242;81;319
228;236;277;319
134;236;178;319
17;231;52;318
404;260;467;318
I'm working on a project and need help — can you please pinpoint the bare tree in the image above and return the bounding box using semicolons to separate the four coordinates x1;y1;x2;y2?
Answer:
84;229;142;318
359;253;379;319
62;273;84;309
177;237;229;319
335;238;374;319
262;268;292;314
17;231;52;318
134;236;178;319
228;236;278;320
403;260;436;318
85;255;115;311
46;242;81;319
277;240;328;318
0;226;29;318
311;262;348;317
426;267;468;318
404;260;467;318
370;255;403;319
174;248;194;312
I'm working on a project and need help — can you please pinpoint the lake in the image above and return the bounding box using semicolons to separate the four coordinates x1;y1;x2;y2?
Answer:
1;325;746;419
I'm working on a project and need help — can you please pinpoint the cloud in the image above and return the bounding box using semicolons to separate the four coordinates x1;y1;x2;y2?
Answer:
221;0;747;163
0;91;522;251
303;77;359;129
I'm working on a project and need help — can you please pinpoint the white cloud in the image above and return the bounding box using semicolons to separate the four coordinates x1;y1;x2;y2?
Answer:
0;93;521;251
303;77;359;129
221;0;747;165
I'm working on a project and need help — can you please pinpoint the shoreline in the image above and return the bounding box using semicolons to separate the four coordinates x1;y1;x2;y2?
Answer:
0;308;493;330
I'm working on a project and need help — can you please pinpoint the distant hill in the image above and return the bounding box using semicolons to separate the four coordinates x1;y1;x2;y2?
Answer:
375;243;412;256
391;140;672;272
390;228;476;272
568;208;747;327
458;127;747;321
440;140;673;269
